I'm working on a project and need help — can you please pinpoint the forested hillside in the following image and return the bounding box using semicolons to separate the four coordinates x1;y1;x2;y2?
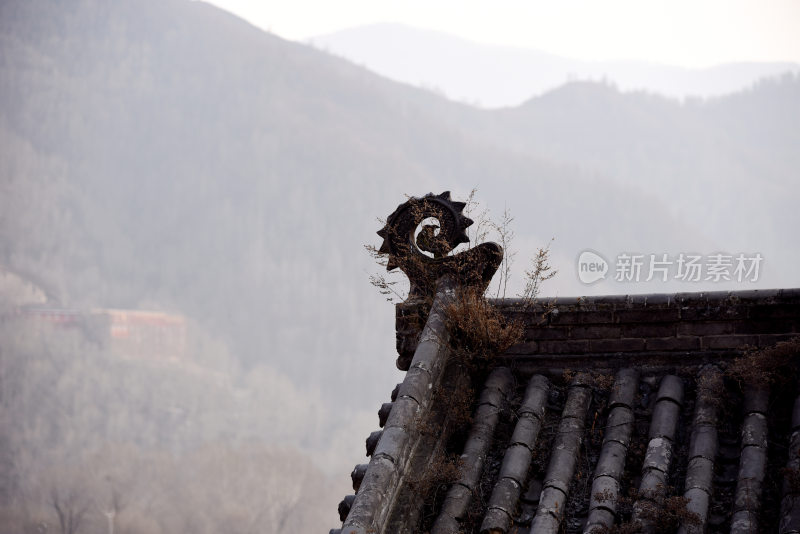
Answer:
0;319;338;532
1;1;798;532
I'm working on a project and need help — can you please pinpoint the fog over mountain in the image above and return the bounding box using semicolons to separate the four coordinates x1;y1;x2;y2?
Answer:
310;22;800;108
1;1;798;532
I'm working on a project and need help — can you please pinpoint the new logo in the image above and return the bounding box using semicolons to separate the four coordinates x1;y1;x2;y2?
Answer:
577;250;609;284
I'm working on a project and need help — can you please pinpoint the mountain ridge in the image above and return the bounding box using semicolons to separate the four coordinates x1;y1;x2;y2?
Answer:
309;21;800;107
2;0;798;385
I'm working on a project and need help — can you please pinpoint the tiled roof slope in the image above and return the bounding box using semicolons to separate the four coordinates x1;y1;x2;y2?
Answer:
331;288;800;534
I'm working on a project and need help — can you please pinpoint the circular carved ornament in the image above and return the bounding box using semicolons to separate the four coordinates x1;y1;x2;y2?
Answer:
376;191;503;297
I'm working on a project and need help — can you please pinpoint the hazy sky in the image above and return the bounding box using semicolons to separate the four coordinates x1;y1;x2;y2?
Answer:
202;0;800;68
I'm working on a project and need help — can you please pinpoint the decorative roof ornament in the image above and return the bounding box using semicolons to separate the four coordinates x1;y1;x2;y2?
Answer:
376;191;503;297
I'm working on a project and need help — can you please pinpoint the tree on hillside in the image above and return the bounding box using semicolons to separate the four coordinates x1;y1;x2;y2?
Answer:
50;480;92;534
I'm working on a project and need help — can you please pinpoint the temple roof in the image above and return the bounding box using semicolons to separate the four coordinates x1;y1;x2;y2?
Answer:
330;194;800;534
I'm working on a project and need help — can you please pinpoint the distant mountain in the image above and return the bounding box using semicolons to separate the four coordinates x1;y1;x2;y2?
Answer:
309;23;800;107
0;0;701;390
1;2;799;510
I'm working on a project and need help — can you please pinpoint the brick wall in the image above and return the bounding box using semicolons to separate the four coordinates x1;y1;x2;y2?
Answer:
491;288;800;369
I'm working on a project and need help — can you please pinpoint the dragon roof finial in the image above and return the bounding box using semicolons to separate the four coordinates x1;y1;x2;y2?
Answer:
376;191;503;297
